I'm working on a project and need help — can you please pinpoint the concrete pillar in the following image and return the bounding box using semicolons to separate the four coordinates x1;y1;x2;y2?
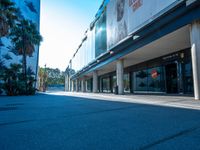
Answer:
71;80;74;92
81;79;86;92
68;77;71;92
190;20;200;100
93;71;98;93
76;79;79;92
116;59;124;95
64;75;69;92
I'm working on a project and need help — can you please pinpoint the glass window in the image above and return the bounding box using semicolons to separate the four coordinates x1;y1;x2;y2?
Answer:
183;62;193;94
124;73;130;93
112;75;117;93
86;79;92;92
102;77;111;93
134;66;165;92
95;12;107;57
134;70;148;91
147;67;164;92
78;80;81;91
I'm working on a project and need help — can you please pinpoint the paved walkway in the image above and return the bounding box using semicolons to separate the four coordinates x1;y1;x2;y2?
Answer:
0;92;200;150
49;91;200;110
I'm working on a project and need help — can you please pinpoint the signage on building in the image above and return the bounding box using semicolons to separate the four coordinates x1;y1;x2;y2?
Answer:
162;53;179;61
107;0;178;50
151;69;158;79
129;0;143;12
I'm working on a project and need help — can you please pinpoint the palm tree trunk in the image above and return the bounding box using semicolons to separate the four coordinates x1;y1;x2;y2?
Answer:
0;38;2;60
22;26;27;94
22;49;27;94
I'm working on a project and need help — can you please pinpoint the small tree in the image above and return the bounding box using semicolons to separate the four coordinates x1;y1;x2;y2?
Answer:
1;63;23;96
38;67;48;92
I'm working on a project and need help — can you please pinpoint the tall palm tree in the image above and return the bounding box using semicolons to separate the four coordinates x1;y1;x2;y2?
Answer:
10;19;42;93
0;0;19;59
0;0;19;36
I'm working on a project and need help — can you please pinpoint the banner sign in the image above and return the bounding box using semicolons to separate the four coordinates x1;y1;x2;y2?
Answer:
107;0;178;49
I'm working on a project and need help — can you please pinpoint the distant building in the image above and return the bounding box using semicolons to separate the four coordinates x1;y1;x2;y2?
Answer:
66;0;200;100
0;0;40;88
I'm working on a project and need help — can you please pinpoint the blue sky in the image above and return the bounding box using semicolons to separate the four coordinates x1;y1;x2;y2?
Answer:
39;0;103;71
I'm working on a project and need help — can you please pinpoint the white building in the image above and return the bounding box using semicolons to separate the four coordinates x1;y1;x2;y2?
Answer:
66;0;200;100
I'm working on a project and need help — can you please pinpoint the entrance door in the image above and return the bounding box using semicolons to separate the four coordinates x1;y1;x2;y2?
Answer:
165;63;178;93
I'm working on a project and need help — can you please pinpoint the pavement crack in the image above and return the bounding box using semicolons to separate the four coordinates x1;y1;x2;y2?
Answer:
139;126;200;150
63;106;137;118
0;120;35;127
0;107;18;112
5;103;24;107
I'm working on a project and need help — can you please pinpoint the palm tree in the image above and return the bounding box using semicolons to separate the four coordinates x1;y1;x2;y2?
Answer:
10;19;42;93
2;63;23;96
0;0;19;36
0;0;19;60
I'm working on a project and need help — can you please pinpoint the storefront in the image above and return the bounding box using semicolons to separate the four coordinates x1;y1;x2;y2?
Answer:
66;0;200;99
131;49;193;94
97;49;193;95
86;79;93;92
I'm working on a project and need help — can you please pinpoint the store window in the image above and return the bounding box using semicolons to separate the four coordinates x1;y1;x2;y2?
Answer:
124;73;130;93
86;79;92;92
134;66;165;92
134;70;148;91
102;77;111;93
183;62;193;94
112;76;117;93
147;67;165;92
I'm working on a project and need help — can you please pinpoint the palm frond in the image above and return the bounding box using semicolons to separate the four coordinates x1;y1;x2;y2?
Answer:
3;53;12;60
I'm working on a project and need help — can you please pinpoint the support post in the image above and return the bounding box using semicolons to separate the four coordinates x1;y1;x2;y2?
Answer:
93;71;98;93
116;59;124;95
190;20;200;100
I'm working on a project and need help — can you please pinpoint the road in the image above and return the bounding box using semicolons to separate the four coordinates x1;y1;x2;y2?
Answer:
0;93;200;150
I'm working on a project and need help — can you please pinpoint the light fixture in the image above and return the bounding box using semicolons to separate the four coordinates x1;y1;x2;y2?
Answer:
180;53;184;59
110;51;114;55
133;35;140;40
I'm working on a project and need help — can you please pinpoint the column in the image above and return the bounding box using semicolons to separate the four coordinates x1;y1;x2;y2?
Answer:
64;75;69;92
190;20;200;100
68;77;71;92
71;80;74;92
93;71;98;93
76;79;79;92
81;79;86;92
116;59;124;95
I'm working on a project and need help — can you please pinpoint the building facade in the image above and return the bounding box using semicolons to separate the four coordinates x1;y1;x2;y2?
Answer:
0;0;40;89
66;0;200;100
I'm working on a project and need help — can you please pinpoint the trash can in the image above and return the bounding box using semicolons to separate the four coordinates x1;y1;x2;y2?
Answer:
114;85;118;95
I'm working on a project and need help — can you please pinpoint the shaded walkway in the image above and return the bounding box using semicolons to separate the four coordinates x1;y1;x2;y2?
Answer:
0;93;200;150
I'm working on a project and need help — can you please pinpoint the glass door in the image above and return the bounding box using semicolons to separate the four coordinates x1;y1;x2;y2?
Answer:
165;63;178;93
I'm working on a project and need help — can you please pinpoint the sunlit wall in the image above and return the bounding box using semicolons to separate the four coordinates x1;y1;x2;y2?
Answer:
69;0;179;76
1;0;40;75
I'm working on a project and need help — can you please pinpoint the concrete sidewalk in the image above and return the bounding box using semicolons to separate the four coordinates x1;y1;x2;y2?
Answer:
46;91;200;110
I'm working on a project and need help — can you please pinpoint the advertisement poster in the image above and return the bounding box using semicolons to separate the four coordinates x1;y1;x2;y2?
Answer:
107;0;129;49
107;0;177;49
128;0;177;34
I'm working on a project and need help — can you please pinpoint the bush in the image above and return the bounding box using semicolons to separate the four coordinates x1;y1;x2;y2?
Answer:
0;63;36;96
